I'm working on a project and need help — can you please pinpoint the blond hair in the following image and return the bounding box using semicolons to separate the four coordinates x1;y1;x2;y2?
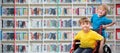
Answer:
79;17;91;25
97;4;109;16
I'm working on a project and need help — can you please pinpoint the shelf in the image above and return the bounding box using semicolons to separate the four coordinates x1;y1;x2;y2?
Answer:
116;3;120;4
30;27;73;31
2;16;14;18
44;40;58;43
1;27;115;31
59;40;72;43
38;15;114;18
2;40;14;43
2;40;29;44
73;3;86;6
87;2;114;5
44;3;58;6
29;40;72;43
30;4;43;6
1;15;114;18
30;28;43;31
2;16;28;18
106;39;115;41
2;3;28;6
1;2;115;6
30;15;43;18
106;15;114;17
73;27;81;30
44;15;58;18
116;15;120;17
16;40;28;43
44;27;72;30
2;27;115;31
73;2;86;4
116;40;120;43
30;40;43;43
30;15;60;18
44;15;79;18
107;27;116;29
2;28;28;31
116;27;120;29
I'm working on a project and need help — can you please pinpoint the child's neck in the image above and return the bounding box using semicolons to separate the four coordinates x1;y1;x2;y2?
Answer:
83;29;90;33
97;14;101;17
97;14;104;18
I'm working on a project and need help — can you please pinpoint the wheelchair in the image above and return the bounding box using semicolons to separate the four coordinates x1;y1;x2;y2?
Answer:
70;26;111;53
70;40;111;53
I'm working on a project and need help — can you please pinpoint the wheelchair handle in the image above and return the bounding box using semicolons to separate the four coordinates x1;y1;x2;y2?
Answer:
99;26;102;35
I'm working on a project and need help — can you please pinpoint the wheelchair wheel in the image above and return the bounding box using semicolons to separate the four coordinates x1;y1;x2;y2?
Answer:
103;44;111;53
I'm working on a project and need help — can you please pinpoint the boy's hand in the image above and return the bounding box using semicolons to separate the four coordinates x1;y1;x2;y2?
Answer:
99;47;103;53
102;25;107;29
70;47;74;53
71;47;74;50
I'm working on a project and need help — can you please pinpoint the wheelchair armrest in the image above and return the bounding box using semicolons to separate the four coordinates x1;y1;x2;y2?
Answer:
74;40;80;42
70;40;80;53
92;40;101;53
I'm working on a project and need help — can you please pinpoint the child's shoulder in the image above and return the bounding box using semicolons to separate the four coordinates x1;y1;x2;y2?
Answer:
92;14;98;17
79;30;83;33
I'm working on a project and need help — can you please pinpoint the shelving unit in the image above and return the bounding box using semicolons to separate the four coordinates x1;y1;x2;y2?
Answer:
0;0;120;53
116;0;120;53
0;0;2;52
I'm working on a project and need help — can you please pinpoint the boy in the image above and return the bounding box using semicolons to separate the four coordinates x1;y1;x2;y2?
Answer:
91;4;115;38
71;17;104;53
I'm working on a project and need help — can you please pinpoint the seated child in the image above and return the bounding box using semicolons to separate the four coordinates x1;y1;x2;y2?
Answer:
71;17;104;53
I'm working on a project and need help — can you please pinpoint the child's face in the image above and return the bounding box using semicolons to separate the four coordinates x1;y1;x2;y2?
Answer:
97;7;106;17
80;22;91;32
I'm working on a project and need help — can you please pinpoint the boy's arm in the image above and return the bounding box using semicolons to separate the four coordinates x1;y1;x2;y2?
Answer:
99;39;104;53
102;22;115;28
70;40;76;53
71;40;76;49
71;32;80;50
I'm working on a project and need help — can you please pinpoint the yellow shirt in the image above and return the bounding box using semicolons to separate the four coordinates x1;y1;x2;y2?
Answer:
74;30;103;49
